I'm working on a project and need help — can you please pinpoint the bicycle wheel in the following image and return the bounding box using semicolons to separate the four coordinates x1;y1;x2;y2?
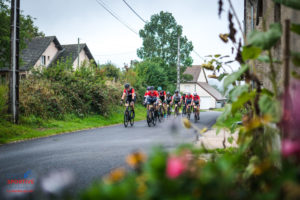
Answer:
124;110;129;127
152;109;156;126
130;110;134;126
147;110;151;127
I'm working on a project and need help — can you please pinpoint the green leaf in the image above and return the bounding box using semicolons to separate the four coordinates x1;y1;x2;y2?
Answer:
257;55;281;64
291;51;300;67
291;23;300;35
231;91;256;115
229;84;249;102
227;136;234;144
248;23;282;50
217;104;232;122
242;46;262;61
259;94;280;122
273;0;300;10
218;73;228;81
223;65;249;90
214;54;221;58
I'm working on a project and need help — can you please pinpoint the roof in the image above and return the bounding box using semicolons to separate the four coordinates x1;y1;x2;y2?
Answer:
20;36;62;70
197;82;226;101
52;43;95;65
183;65;208;83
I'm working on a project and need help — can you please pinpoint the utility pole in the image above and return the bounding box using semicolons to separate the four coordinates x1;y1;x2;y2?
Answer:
9;0;20;124
177;36;180;92
77;38;80;68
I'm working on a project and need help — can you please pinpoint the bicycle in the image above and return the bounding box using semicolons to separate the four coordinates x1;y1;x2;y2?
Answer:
182;103;187;116
147;104;157;127
166;103;172;117
157;101;164;122
174;102;180;117
186;104;192;120
124;102;134;127
194;104;200;122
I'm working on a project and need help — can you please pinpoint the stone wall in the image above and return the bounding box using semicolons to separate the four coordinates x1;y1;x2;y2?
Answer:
244;0;300;93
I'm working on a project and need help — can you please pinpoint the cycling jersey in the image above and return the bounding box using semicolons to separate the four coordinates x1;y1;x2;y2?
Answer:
193;95;200;101
185;95;193;100
166;95;173;103
181;95;186;101
159;91;166;97
173;94;181;103
146;91;159;97
124;88;135;97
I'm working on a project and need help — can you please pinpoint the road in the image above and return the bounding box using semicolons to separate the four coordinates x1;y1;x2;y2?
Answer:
0;111;220;199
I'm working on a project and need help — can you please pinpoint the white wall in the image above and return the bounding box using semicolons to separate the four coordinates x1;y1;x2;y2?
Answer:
73;49;90;70
180;83;216;109
197;68;207;83
34;41;59;69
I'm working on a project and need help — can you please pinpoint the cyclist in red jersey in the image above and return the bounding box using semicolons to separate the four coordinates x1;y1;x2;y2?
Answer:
185;92;194;112
121;83;136;113
145;86;159;110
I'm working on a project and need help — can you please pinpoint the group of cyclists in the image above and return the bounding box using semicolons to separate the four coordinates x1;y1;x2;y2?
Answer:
120;83;201;127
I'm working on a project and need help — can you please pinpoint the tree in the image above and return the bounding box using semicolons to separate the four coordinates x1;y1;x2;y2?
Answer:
0;0;44;68
137;11;193;67
134;58;168;89
100;62;121;81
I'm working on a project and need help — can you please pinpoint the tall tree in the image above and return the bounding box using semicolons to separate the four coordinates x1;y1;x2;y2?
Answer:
137;11;194;67
0;0;43;68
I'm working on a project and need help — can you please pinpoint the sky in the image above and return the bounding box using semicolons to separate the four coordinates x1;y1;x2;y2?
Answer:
21;0;244;86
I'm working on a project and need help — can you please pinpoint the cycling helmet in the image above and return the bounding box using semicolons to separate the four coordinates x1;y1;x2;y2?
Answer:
150;86;154;90
183;93;186;96
187;92;191;96
124;83;130;89
167;91;170;95
193;92;197;96
157;86;162;91
147;86;151;91
175;90;179;93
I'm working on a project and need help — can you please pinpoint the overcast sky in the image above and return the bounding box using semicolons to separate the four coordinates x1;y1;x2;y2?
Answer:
21;0;243;67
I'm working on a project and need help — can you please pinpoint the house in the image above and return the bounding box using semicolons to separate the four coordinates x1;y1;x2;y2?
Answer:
0;36;95;81
180;65;226;109
244;0;300;92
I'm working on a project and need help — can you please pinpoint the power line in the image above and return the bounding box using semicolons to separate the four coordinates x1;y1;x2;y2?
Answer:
122;0;147;23
95;0;138;35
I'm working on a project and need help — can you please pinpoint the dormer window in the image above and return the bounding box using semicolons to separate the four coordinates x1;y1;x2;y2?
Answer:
41;55;46;66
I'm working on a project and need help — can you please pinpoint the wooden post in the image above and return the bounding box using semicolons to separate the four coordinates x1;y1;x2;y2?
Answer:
283;19;290;90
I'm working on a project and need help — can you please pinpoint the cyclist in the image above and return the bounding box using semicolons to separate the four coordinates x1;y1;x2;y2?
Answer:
145;86;159;110
185;92;193;114
158;86;167;117
166;91;173;115
171;90;182;114
181;93;187;115
121;83;135;114
143;86;151;107
193;92;200;111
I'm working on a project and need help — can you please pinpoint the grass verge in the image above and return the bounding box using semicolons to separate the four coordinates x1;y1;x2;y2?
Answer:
0;105;146;144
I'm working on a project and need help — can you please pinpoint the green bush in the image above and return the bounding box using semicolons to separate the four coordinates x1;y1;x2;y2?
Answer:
20;62;122;119
0;83;8;117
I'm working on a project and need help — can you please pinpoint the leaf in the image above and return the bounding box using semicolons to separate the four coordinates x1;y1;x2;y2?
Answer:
214;54;221;58
248;23;282;50
291;51;300;67
223;65;249;90
257;55;282;64
229;84;249;102
217;104;232;122
242;46;262;61
227;136;234;144
273;0;300;10
218;73;228;81
259;94;280;122
231;91;256;115
291;23;300;35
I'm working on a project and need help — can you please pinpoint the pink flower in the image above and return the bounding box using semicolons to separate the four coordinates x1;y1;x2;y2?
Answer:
166;156;186;179
281;140;300;158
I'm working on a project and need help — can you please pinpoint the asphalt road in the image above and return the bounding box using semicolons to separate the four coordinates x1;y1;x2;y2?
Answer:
0;111;220;199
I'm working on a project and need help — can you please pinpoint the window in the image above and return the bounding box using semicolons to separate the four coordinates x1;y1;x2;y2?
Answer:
41;55;46;65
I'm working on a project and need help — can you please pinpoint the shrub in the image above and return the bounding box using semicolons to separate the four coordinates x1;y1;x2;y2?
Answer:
0;83;8;117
